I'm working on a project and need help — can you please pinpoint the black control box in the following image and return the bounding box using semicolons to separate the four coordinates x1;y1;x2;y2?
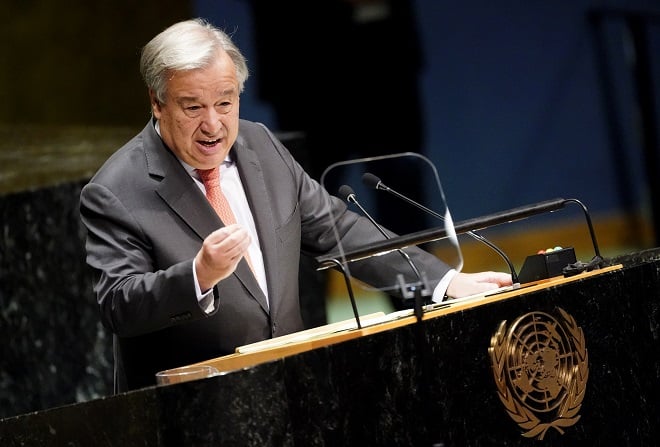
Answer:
518;247;577;283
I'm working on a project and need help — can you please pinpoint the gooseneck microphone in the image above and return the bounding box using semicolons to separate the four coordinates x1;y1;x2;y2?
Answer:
337;184;432;317
362;172;520;285
338;185;424;280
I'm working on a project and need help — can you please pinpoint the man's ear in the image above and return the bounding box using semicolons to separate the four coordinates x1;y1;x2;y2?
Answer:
149;90;162;117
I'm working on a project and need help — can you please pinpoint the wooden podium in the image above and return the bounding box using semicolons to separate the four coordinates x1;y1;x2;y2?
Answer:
2;249;659;446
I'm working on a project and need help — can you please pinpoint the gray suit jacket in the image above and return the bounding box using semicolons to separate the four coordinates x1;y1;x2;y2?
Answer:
80;119;450;391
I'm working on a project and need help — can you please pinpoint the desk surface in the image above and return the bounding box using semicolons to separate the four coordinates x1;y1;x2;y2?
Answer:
190;265;622;375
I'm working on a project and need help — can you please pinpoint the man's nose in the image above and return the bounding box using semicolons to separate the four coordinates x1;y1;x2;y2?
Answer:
199;109;223;134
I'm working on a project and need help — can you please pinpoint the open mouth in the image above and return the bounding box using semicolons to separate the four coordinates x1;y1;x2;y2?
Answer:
199;138;220;147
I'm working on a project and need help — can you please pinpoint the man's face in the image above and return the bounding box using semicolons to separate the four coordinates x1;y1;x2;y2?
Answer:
151;49;240;170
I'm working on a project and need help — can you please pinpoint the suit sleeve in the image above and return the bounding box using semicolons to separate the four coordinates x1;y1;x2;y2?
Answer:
255;124;453;297
80;182;212;337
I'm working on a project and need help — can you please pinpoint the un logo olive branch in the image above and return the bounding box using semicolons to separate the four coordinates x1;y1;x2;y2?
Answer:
488;308;589;440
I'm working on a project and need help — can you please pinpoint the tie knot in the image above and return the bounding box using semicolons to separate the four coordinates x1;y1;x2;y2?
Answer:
197;167;219;186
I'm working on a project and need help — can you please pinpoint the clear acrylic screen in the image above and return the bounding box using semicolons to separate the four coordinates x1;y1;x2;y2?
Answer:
317;152;463;299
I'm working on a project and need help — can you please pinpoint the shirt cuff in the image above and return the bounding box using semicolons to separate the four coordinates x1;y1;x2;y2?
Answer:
193;261;215;313
432;269;458;303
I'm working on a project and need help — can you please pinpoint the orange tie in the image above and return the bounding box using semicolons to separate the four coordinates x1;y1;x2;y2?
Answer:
197;167;254;273
197;167;237;226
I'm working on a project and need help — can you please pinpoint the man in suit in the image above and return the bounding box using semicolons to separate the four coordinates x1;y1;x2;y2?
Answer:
80;18;511;392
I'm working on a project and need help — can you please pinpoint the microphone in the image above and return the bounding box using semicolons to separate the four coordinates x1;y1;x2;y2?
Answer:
362;172;521;285
337;185;432;317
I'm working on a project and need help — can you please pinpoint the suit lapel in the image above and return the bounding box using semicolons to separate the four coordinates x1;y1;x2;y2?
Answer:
143;125;218;241
233;137;280;315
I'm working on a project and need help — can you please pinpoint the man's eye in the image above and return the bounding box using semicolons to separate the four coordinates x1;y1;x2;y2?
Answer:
187;105;201;111
217;102;233;113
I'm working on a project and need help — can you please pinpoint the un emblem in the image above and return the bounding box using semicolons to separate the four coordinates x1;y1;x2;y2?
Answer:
488;308;589;440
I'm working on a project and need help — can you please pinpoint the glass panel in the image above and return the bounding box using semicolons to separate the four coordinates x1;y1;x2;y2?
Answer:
316;152;463;315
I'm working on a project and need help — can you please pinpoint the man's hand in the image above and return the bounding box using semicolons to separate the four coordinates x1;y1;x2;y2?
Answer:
446;271;513;299
195;224;252;292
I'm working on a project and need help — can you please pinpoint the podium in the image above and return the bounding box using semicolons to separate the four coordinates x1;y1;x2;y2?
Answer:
1;249;659;446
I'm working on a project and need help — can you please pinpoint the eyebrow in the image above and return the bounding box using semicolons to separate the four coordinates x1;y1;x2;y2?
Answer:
177;89;238;103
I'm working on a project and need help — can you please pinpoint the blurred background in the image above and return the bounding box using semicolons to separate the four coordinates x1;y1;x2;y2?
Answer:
1;0;659;420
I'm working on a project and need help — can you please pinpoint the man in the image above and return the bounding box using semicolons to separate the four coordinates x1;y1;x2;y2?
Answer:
80;18;511;392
